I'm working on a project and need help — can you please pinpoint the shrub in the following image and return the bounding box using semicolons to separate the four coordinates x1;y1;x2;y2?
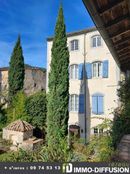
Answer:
111;77;130;148
0;149;34;162
72;135;114;162
0;104;7;130
7;91;28;123
39;137;78;162
86;135;113;162
25;91;47;129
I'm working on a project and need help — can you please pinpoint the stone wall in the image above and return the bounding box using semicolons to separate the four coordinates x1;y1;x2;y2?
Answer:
3;128;33;146
118;134;130;162
24;68;46;95
0;67;46;97
3;128;24;145
0;70;8;92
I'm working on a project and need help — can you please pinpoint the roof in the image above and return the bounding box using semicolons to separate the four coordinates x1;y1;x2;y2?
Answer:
0;67;9;71
83;0;130;70
47;27;97;41
0;64;46;72
5;120;34;132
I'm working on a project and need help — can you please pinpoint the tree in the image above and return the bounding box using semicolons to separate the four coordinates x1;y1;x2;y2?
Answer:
8;36;25;101
47;5;69;146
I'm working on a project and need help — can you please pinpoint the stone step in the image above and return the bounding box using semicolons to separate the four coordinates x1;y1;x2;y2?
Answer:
119;155;130;161
120;139;130;144
119;152;130;158
118;145;130;152
119;142;130;148
122;135;130;140
118;134;130;161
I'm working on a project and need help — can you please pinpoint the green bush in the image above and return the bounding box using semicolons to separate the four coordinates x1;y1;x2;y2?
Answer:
85;135;114;162
7;91;28;123
0;102;7;130
72;135;114;162
0;149;34;162
0;107;7;129
39;136;81;162
111;77;130;148
25;91;46;129
0;137;77;162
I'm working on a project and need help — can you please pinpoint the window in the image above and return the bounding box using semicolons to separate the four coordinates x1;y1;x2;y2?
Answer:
94;128;98;135
99;128;103;134
92;94;104;115
94;128;103;135
70;94;79;112
70;40;79;51
92;61;102;78
70;64;78;79
92;35;101;47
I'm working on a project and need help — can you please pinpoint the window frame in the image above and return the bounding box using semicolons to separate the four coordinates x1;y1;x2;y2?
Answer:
91;35;102;47
69;64;78;80
69;94;79;112
70;39;79;51
94;127;104;135
92;93;104;115
92;61;102;78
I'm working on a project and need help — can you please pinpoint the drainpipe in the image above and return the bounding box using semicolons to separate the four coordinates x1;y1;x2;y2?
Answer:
83;33;87;145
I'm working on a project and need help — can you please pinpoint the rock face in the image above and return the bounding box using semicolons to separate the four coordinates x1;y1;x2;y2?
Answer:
24;68;46;95
118;134;130;162
0;66;46;96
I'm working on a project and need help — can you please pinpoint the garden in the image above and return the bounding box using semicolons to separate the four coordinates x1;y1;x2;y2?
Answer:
0;5;130;163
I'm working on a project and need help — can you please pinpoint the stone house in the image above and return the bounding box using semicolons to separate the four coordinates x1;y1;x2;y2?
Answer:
0;65;46;96
3;120;43;151
3;120;34;145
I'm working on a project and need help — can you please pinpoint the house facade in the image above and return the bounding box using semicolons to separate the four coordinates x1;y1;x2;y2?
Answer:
47;27;120;141
0;65;46;97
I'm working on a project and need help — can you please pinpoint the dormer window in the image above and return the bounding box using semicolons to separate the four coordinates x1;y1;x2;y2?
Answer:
70;40;79;51
91;35;101;47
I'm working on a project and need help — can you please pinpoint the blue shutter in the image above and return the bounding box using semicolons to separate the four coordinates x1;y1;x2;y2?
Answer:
97;96;104;114
78;63;83;80
92;96;97;114
86;63;92;79
103;60;109;78
79;94;84;113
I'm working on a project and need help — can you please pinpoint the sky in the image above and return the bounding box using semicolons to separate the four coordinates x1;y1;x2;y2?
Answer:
0;0;94;68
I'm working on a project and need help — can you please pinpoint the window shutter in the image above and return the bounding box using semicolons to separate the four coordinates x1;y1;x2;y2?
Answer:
97;96;104;114
79;94;84;113
103;60;109;78
78;63;83;80
92;96;97;114
86;63;92;79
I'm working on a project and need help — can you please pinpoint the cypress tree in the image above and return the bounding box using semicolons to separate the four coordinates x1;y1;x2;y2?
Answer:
8;36;25;101
47;6;69;146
